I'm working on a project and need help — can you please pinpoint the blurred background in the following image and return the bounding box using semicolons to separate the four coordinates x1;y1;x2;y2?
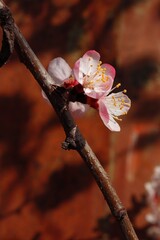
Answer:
0;0;160;239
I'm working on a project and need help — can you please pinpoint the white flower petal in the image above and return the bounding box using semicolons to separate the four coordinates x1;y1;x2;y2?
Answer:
154;166;160;177
105;112;120;131
69;102;89;117
73;59;84;85
101;63;116;79
105;92;131;116
98;98;120;131
145;182;155;197
48;57;72;85
80;50;100;75
146;214;157;224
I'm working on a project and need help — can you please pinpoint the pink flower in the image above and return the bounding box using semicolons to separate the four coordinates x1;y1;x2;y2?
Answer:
97;90;131;131
145;166;160;236
44;51;131;131
44;57;89;116
73;50;115;99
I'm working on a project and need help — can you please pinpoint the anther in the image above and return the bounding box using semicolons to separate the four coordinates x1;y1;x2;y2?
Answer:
114;116;122;121
116;83;121;88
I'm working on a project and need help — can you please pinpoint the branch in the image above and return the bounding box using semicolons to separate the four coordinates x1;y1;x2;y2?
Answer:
0;4;14;66
0;2;139;240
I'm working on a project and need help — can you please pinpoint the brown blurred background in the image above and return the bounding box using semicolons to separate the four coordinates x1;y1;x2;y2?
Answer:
0;0;160;239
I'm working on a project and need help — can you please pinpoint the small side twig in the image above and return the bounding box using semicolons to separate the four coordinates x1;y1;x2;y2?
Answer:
0;2;139;240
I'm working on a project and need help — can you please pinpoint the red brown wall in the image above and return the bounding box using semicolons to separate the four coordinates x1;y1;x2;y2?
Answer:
0;0;160;239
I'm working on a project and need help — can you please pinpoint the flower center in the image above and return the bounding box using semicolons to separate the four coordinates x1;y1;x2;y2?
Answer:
83;59;109;89
111;92;131;121
112;94;130;111
104;83;131;121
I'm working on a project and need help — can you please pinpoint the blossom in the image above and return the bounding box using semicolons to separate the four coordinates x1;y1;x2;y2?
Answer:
97;90;131;131
44;51;131;131
45;57;89;116
145;166;160;225
73;50;115;99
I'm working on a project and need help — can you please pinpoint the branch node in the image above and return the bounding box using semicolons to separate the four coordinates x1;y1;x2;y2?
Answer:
62;126;86;150
115;207;127;221
62;126;77;150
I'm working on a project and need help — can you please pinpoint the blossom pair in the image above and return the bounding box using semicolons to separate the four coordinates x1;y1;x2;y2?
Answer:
45;50;131;131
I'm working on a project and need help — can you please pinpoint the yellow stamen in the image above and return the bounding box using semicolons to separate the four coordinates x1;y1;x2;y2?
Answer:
114;116;122;121
116;83;121;88
112;96;116;106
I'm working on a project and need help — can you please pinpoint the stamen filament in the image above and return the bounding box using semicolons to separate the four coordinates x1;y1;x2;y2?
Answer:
109;83;121;94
